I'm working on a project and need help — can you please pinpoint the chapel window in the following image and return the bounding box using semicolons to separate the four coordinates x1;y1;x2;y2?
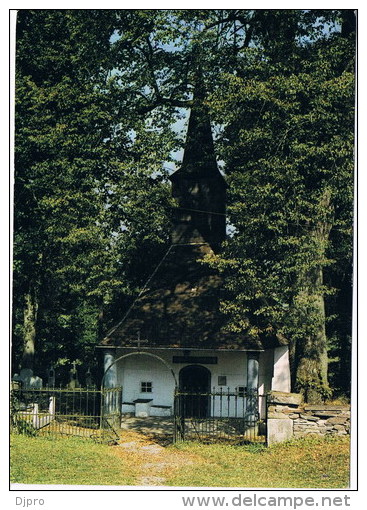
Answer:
141;381;153;393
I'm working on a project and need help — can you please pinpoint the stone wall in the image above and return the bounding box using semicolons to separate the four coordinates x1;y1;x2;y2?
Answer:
267;391;350;445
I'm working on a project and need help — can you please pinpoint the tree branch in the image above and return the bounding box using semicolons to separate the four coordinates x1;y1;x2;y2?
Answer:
137;96;192;115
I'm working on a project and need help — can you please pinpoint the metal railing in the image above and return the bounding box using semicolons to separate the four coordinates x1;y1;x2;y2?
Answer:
173;387;267;444
11;387;122;443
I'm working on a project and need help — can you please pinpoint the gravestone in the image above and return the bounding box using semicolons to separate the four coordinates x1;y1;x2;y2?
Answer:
15;368;43;389
47;365;56;388
67;361;80;389
11;374;22;390
85;367;94;387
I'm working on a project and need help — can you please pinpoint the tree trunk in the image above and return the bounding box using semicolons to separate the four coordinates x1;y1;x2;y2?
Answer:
97;300;107;342
294;265;330;403
21;286;38;370
341;9;356;38
292;192;333;403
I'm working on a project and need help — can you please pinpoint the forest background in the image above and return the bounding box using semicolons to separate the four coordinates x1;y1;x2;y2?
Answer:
12;9;355;403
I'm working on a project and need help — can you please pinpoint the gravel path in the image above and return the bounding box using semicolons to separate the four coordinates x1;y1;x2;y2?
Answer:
113;430;195;487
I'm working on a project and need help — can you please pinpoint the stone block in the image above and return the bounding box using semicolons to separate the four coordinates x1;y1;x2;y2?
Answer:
267;418;293;445
150;405;172;417
332;424;347;431
317;427;327;434
267;412;290;419
122;403;135;414
304;405;350;411
294;422;318;429
267;391;303;406
307;410;339;418
284;407;304;414
300;414;319;421
326;416;349;425
133;399;153;418
317;420;327;426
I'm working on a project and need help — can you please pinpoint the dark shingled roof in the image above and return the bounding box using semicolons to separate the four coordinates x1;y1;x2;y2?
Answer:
100;243;281;351
100;88;285;353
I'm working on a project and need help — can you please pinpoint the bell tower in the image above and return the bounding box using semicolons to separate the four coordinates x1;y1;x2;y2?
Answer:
169;89;226;250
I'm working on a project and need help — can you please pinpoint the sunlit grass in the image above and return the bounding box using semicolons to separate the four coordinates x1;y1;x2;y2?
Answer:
10;434;139;486
166;436;350;488
10;434;350;488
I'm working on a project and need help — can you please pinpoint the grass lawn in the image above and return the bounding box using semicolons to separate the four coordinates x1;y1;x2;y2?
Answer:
10;433;350;488
166;436;351;488
10;434;140;486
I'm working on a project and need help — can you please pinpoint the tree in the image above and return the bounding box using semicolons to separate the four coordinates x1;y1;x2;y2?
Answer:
13;10;175;379
206;10;355;401
14;10;117;372
13;10;355;397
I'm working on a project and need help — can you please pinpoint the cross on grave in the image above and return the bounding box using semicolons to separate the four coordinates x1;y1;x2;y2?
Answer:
47;365;56;388
85;367;93;387
68;361;80;389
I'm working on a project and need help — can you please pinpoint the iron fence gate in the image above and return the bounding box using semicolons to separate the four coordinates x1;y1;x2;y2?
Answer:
100;387;122;442
173;388;267;444
11;387;122;443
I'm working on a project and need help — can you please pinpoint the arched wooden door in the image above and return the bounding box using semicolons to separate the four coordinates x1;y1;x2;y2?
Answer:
179;365;211;418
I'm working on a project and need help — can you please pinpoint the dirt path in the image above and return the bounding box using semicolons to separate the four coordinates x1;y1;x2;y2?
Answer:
111;430;198;486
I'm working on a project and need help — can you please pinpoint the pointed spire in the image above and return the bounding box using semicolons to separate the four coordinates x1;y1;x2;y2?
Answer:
173;75;224;180
180;87;219;178
169;77;226;248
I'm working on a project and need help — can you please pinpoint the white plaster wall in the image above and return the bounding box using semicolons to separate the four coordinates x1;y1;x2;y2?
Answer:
116;349;249;410
271;346;291;392
258;349;274;418
258;349;273;395
117;353;176;407
115;347;285;417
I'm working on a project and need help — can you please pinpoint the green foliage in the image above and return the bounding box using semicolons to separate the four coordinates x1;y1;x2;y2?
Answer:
13;10;354;398
205;11;354;400
10;393;37;437
13;10;175;376
11;418;37;438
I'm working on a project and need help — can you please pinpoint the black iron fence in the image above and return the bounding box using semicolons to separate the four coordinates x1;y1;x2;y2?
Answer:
11;387;122;443
11;387;267;445
174;388;267;444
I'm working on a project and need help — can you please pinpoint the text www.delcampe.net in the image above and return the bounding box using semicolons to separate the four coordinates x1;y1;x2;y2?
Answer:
181;494;352;509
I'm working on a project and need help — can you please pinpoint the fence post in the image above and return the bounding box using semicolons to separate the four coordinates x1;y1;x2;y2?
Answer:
49;396;55;417
267;391;303;445
31;403;39;429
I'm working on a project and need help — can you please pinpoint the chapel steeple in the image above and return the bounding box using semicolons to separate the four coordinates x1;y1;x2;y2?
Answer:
169;86;226;249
